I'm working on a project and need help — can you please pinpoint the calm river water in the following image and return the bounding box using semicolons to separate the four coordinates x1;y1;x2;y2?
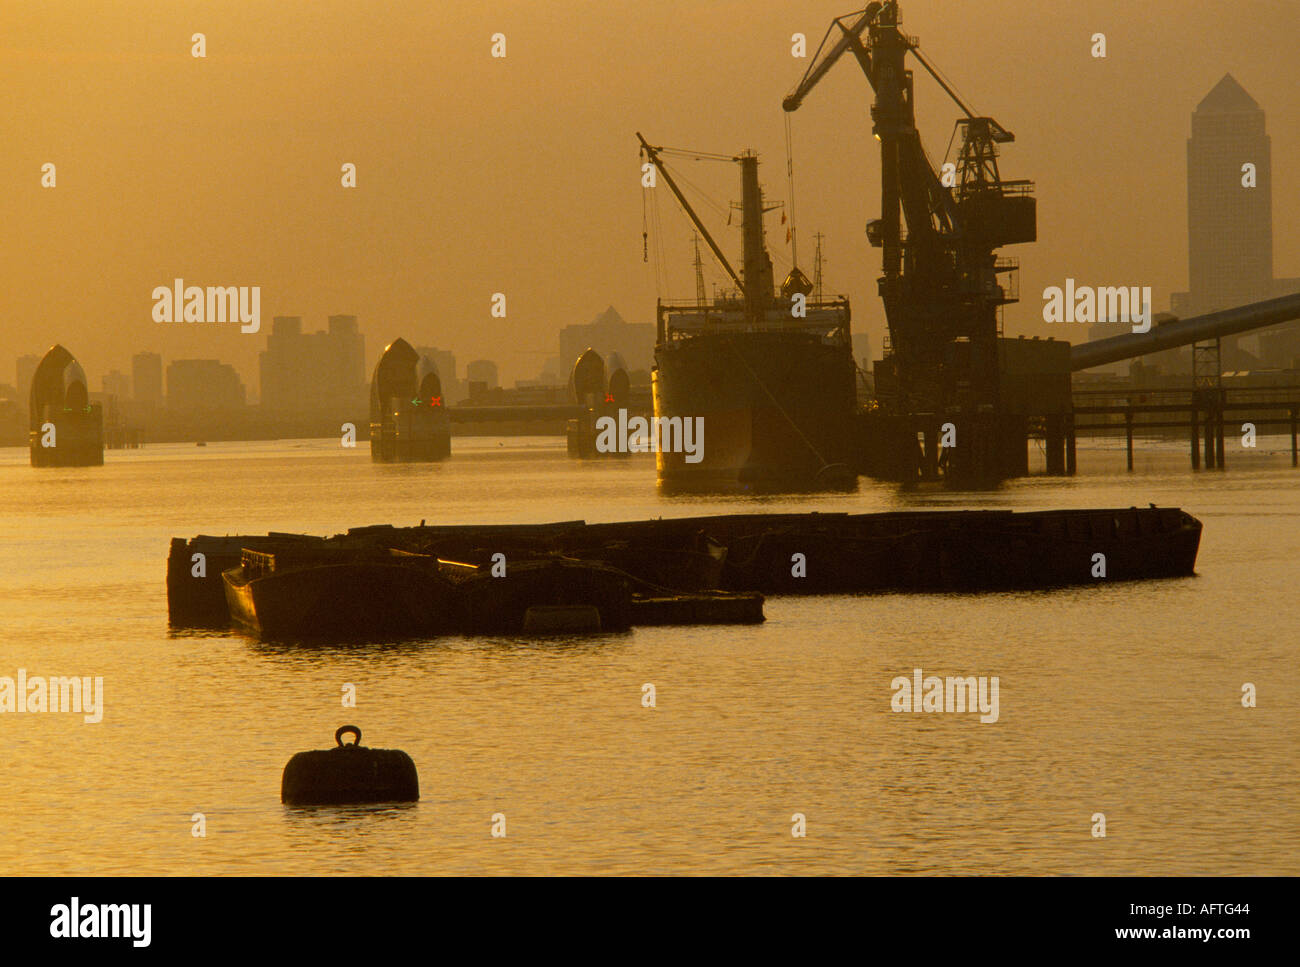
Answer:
1;436;1296;874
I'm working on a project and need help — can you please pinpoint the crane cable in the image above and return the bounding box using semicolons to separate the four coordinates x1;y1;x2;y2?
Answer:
640;146;671;295
910;41;983;120
658;160;730;221
640;146;650;263
651;180;668;295
785;113;799;267
649;156;739;295
654;146;738;164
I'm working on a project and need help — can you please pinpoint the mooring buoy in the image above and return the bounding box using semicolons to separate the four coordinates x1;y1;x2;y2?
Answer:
281;725;419;805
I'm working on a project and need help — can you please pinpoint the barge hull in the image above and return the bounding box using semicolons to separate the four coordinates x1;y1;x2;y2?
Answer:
169;507;1202;628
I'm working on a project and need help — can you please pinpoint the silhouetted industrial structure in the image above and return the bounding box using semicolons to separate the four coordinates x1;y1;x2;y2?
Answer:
166;359;246;414
369;338;450;462
29;345;103;466
786;2;1048;484
1071;291;1300;471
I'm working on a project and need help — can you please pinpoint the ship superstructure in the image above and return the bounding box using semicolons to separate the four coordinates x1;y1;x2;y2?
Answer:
639;134;858;492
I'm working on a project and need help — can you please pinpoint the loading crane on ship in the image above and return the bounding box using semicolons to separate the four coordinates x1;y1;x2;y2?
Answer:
637;134;747;298
784;1;1037;482
637;132;812;321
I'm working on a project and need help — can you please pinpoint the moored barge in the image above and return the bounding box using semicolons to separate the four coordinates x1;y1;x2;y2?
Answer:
170;506;1201;635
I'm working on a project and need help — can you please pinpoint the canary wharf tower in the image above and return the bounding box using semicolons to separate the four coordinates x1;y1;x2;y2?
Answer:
1176;74;1272;317
1169;74;1300;367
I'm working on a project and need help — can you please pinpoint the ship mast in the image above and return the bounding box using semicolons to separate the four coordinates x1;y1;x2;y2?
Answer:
737;152;775;317
638;132;792;323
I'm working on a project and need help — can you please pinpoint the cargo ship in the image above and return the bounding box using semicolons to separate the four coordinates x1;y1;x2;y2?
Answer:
639;134;857;492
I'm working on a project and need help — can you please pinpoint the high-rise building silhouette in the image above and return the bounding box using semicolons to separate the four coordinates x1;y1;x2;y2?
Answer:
132;351;163;407
167;359;246;413
102;369;131;402
259;315;366;417
1172;74;1300;367
1177;74;1272;314
16;353;40;409
558;306;655;374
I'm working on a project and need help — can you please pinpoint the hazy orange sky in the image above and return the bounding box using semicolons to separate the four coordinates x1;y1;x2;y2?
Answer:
3;0;1297;391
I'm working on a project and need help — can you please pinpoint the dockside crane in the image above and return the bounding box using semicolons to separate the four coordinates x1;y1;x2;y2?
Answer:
784;1;1037;482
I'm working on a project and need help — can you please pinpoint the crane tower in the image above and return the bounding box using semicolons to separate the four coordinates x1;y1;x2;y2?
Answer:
785;1;1039;483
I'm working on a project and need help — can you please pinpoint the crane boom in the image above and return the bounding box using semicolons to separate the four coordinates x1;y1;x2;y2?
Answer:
636;132;744;294
784;4;1011;145
783;6;879;112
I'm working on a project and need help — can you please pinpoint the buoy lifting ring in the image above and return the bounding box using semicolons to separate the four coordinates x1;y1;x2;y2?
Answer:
335;725;362;748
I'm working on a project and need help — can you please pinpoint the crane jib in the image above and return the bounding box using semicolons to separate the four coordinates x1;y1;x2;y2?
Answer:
636;132;744;294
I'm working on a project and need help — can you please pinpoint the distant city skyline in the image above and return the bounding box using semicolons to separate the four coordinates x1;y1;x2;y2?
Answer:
4;303;654;408
4;0;1298;390
6;300;662;409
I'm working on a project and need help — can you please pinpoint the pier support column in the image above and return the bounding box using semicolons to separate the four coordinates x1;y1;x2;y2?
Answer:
907;426;924;482
1190;407;1200;470
1204;410;1216;468
922;425;938;481
1124;409;1134;472
993;416;1027;479
1065;414;1077;476
1215;403;1226;470
1291;408;1297;468
1045;414;1065;475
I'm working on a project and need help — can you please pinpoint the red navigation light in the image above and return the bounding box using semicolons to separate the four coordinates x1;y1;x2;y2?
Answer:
604;393;614;403
431;396;442;407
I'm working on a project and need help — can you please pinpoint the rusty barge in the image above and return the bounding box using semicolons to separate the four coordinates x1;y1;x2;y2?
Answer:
168;506;1201;639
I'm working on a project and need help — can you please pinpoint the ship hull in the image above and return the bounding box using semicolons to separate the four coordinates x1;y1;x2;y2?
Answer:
223;562;458;641
169;507;1203;628
653;330;858;493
